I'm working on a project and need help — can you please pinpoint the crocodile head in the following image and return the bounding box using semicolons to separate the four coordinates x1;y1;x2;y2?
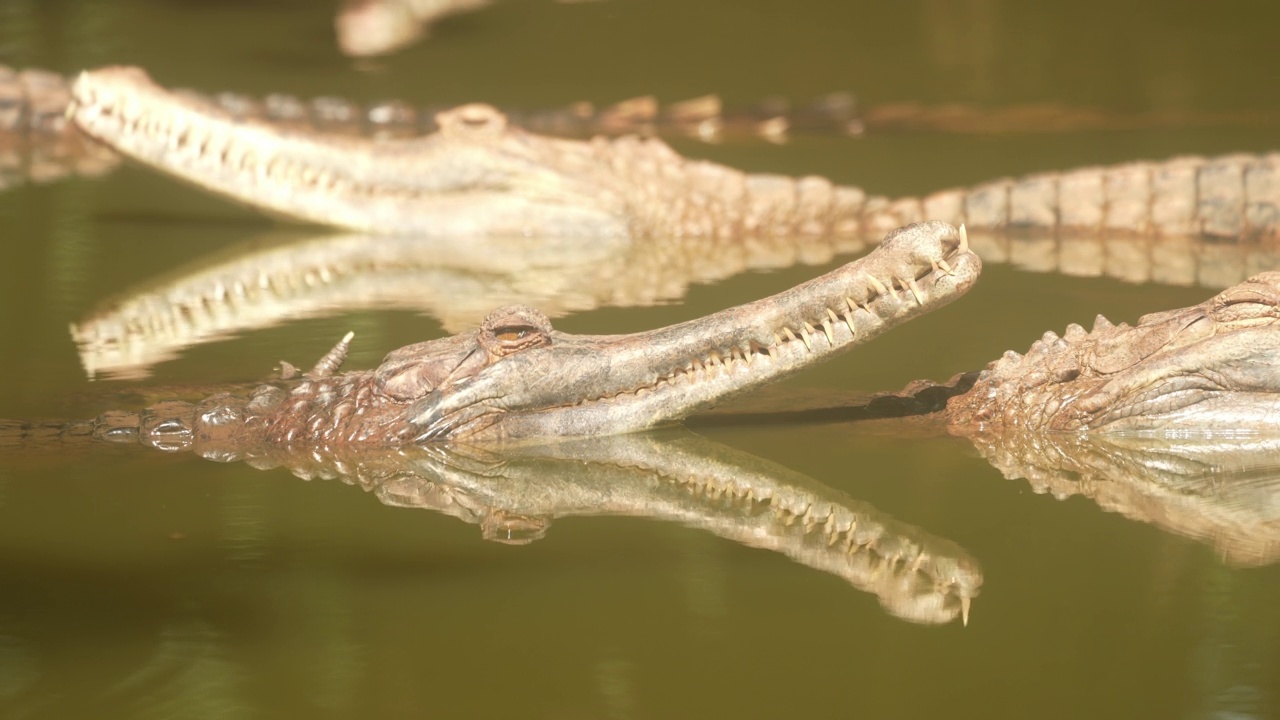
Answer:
354;221;978;442
948;271;1280;435
69;66;630;238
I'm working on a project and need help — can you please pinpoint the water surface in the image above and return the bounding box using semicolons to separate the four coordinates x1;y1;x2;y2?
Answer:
1;1;1278;717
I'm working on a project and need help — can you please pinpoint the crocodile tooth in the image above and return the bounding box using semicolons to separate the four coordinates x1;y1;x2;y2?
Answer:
841;310;857;335
961;596;971;627
782;327;797;344
767;345;778;362
904;276;923;306
800;323;815;351
821;316;836;345
935;258;955;276
866;274;888;295
959;224;970;253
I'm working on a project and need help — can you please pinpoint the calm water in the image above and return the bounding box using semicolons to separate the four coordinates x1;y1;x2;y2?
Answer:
1;0;1279;717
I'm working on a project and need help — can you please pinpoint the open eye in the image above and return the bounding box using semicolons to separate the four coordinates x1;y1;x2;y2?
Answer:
479;306;553;357
493;326;537;344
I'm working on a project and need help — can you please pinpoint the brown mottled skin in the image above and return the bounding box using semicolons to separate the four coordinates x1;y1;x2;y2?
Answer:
68;67;1280;240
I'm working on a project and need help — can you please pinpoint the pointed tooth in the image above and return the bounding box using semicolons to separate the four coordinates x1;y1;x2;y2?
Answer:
959;223;969;253
783;327;797;343
841;310;857;335
936;258;955;275
961;596;971;627
867;274;888;295
905;277;923;305
800;323;816;351
767;345;778;361
821;318;835;345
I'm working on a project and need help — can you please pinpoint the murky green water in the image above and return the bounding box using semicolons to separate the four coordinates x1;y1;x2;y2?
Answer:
1;0;1278;717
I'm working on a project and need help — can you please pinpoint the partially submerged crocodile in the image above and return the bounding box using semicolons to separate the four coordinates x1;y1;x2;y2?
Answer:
11;221;977;448
12;59;1233;189
68;66;1280;239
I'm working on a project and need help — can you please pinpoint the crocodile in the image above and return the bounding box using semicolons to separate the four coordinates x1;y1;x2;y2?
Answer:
67;66;1280;240
10;221;977;448
68;209;1280;380
12;59;1225;179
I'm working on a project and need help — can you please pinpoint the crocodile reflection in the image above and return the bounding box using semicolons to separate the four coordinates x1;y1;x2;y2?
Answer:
966;431;1280;567
246;429;981;625
71;227;1280;380
707;381;1280;568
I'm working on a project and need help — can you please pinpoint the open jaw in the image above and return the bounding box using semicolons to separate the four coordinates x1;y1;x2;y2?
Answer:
952;271;1280;435
68;66;627;238
391;221;979;441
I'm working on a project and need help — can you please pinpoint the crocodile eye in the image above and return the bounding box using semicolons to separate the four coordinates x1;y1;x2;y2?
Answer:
479;306;553;357
1211;276;1280;322
494;326;536;343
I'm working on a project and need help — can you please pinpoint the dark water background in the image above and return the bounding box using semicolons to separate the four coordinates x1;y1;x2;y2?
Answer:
0;0;1278;717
